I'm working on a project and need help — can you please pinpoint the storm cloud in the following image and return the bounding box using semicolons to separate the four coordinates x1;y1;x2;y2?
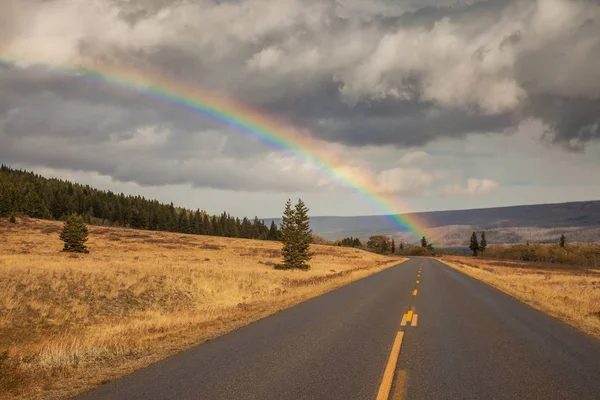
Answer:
1;0;599;192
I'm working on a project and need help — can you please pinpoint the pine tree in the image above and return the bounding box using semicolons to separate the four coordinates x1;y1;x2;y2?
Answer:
391;239;396;254
267;221;279;241
293;199;312;270
278;199;297;269
469;232;479;256
59;214;89;253
479;231;487;253
421;236;428;248
560;234;566;248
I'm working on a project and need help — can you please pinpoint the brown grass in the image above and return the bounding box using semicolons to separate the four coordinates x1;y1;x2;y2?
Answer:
0;217;404;399
439;256;600;340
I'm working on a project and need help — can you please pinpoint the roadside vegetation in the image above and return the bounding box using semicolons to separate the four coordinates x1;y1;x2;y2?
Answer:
337;234;436;257
0;217;402;399
441;256;600;340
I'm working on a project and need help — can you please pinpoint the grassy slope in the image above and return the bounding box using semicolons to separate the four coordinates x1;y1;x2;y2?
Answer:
440;256;600;340
0;217;404;399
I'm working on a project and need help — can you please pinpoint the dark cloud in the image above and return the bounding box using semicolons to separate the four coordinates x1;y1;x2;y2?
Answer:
1;0;599;191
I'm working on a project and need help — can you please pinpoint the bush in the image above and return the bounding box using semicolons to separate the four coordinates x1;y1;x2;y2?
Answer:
8;214;16;224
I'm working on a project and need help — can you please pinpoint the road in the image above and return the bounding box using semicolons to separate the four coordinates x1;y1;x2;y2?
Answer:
78;258;600;400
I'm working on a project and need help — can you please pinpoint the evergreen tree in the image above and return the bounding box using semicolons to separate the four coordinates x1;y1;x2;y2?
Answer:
267;221;279;241
278;199;298;269
293;199;312;270
469;232;479;256
479;231;488;253
391;238;396;254
560;234;566;248
399;241;404;251
277;199;312;270
421;236;428;248
59;214;89;253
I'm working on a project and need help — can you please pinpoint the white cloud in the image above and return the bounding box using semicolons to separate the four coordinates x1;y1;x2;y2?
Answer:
443;178;500;197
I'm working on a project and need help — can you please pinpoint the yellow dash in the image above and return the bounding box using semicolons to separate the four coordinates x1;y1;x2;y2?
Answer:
400;314;407;327
391;370;407;400
411;314;418;327
406;310;413;322
412;289;418;296
416;280;420;284
376;332;405;400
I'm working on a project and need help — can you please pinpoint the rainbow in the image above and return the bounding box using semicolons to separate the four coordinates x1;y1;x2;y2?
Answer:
0;57;429;237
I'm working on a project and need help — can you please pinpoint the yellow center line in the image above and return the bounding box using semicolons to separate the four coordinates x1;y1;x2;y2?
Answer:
406;310;413;322
376;332;405;400
416;280;420;284
412;289;418;296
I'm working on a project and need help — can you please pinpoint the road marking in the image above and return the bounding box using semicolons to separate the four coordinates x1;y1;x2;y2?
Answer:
412;289;418;296
390;370;407;400
416;280;420;284
400;314;407;327
376;332;405;400
406;310;413;322
411;314;418;327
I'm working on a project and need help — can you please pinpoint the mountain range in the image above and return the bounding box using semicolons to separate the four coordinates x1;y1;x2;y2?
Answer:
266;200;600;245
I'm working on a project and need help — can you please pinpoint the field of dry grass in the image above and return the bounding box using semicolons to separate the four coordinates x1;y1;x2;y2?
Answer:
0;217;403;400
440;256;600;340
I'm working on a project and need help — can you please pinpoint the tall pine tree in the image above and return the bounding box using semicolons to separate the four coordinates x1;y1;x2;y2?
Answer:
469;232;480;256
278;199;298;269
293;199;312;270
479;231;487;253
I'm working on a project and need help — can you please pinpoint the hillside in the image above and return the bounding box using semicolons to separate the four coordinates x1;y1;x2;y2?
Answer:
266;201;600;245
0;217;401;399
0;165;280;241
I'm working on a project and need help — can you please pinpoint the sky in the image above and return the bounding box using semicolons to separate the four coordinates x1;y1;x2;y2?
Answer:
1;0;599;218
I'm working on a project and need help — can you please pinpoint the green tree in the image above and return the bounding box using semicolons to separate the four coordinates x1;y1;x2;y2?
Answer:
367;235;390;254
293;199;313;270
421;236;428;248
560;234;566;248
9;213;16;223
277;199;312;270
267;221;279;241
391;238;396;254
59;214;89;253
480;231;488;253
469;232;479;256
278;199;298;269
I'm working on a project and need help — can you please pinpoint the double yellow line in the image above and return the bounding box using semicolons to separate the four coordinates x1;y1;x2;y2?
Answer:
376;263;423;400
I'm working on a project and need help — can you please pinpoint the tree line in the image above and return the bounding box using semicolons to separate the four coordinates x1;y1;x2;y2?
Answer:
0;165;280;241
338;234;435;256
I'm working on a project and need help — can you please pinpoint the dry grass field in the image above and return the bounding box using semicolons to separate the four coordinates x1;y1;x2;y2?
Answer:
440;256;600;340
0;217;403;399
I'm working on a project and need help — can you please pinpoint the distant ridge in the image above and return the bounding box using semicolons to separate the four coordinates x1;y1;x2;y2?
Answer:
266;200;600;244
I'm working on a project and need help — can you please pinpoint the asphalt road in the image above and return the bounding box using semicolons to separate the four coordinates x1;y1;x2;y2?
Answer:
78;258;600;400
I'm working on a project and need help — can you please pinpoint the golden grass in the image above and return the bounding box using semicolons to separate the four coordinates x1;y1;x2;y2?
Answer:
440;256;600;340
0;217;403;399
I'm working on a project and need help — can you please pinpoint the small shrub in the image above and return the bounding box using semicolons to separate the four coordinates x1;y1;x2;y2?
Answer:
59;214;89;253
8;214;16;223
